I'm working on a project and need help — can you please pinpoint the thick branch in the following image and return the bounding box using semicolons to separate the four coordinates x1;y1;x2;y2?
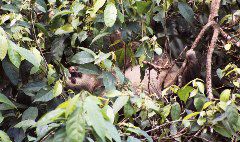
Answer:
206;29;219;100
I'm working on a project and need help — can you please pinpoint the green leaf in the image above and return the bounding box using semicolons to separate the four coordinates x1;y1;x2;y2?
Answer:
162;104;171;118
104;3;117;27
194;97;205;111
196;81;204;94
171;102;181;120
14;120;36;128
95;52;111;64
105;121;121;142
1;4;19;13
202;101;213;110
213;124;232;138
65;94;80;117
183;112;200;120
71;2;85;15
84;96;106;141
66;107;85;142
216;68;224;79
7;46;21;68
112;95;129;114
197;116;206;126
36;0;47;13
127;128;153;142
0;35;8;60
0;93;16;109
53;128;71;142
220;89;231;102
102;105;115;123
77;64;100;75
0;112;4;124
124;102;135;118
78;31;88;43
154;47;162;55
71;51;95;64
36;108;65;126
51;10;73;21
91;32;110;45
90;0;106;17
102;72;116;91
135;1;151;15
114;67;125;84
51;36;66;61
55;24;74;35
178;2;194;24
10;41;40;67
33;90;54;102
53;80;62;97
127;136;141;142
1;58;19;85
0;130;12;142
117;10;124;23
177;86;193;103
226;105;239;129
35;23;49;37
22;107;38;121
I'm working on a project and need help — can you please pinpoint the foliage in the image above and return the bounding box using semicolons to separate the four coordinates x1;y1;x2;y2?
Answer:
0;0;239;141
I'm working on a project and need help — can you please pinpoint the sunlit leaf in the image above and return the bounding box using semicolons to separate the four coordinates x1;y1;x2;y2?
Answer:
0;130;12;142
84;96;106;141
66;107;85;142
0;35;8;61
104;3;117;27
127;128;153;142
14;120;36;129
55;24;74;35
53;80;62;97
36;108;65;126
183;112;200;120
177;86;193;103
220;89;231;102
112;95;129;114
51;10;72;21
0;93;16;109
71;51;95;64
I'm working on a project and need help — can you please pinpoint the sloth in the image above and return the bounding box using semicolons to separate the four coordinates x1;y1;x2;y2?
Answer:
64;50;199;95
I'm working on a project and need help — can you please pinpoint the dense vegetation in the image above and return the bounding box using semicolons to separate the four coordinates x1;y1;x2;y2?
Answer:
0;0;239;141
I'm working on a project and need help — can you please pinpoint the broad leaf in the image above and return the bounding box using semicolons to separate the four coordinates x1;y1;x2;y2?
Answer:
51;10;72;21
105;121;121;142
171;102;181;120
104;3;117;27
220;89;231;102
91;32;110;45
178;2;194;24
0;130;12;142
112;95;129;114
55;24;74;35
66;107;85;142
84;96;106;141
14;120;36;129
90;0;106;17
127;128;153;142
0;34;8;60
53;80;62;97
0;93;16;109
36;109;64;126
71;51;95;64
177;86;193;103
102;72;116;91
